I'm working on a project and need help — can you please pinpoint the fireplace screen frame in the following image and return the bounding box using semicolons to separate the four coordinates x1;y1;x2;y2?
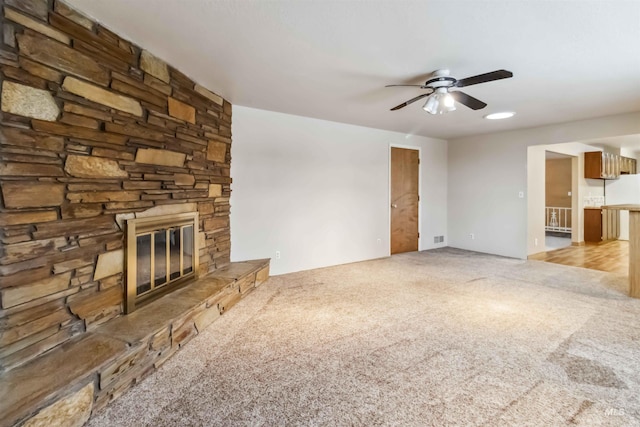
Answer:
125;212;199;313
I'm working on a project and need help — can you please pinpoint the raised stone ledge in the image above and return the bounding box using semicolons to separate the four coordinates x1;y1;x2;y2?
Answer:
0;334;126;427
0;259;270;427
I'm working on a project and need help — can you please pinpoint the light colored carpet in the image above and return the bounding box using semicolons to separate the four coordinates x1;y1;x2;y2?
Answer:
88;248;640;426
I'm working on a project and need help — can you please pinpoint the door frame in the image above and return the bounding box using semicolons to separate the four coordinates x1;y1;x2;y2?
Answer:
389;144;422;253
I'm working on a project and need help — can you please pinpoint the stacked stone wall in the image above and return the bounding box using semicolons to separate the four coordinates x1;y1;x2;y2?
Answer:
0;0;232;371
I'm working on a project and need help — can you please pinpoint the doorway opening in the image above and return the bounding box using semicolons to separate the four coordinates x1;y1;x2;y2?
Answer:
544;151;574;251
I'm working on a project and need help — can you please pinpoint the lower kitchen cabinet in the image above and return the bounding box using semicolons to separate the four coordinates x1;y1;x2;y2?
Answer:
584;208;620;243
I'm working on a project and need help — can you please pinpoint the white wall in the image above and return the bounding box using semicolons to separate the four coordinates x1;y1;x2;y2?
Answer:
448;112;640;259
527;146;546;254
231;106;448;275
606;175;640;240
614;148;640;239
448;132;530;258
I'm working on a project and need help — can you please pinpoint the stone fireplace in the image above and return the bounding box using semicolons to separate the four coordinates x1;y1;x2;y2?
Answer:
0;1;269;425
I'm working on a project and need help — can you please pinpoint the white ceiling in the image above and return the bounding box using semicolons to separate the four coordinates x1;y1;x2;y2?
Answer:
67;0;640;140
580;133;640;154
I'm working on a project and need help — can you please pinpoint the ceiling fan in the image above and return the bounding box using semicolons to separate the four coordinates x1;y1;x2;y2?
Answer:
386;69;513;114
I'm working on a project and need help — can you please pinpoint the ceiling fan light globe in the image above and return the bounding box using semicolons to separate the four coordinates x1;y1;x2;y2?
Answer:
422;96;439;114
443;93;455;108
423;91;456;115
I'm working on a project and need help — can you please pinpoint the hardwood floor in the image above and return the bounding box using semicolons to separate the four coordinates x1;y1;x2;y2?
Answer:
529;240;628;275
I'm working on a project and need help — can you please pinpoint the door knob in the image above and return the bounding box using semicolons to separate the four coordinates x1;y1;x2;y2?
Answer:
391;203;398;208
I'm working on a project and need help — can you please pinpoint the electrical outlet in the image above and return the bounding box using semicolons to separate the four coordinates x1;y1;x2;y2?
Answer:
377;238;382;245
470;233;475;240
535;238;538;246
518;191;524;198
275;251;281;260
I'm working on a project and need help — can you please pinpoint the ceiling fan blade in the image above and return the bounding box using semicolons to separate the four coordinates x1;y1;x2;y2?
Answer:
450;91;487;110
390;92;432;111
385;84;428;88
455;69;513;88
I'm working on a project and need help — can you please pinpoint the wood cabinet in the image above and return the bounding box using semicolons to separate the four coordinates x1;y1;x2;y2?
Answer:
621;156;638;175
584;151;637;179
584;208;620;242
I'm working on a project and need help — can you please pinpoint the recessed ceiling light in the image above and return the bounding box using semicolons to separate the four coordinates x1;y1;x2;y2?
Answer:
484;112;515;120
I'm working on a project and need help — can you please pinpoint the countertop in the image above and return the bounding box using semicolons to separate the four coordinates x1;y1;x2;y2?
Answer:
602;204;640;212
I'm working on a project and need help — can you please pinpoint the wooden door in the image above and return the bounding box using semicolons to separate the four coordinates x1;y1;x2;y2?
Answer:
390;147;419;254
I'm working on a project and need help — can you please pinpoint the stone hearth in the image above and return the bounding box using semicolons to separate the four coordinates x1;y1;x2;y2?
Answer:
1;259;270;427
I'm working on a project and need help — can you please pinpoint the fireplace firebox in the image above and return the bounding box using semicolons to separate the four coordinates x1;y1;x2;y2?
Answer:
125;212;199;313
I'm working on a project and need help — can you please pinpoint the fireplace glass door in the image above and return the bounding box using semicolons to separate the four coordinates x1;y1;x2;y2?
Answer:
126;213;198;313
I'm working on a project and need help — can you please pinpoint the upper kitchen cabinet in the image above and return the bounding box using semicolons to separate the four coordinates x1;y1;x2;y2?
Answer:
621;156;638;175
584;151;637;179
